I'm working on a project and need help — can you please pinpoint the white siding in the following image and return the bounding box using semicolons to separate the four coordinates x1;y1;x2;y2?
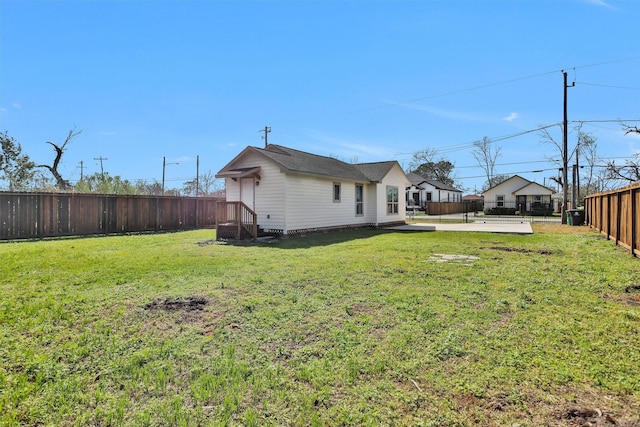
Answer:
224;154;409;233
484;176;530;206
223;152;286;232
374;165;408;224
419;182;461;202
284;174;373;232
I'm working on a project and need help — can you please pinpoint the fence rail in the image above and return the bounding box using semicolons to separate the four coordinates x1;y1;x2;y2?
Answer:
585;183;640;257
0;192;221;240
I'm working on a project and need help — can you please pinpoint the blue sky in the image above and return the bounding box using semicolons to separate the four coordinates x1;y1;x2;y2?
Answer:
1;0;639;193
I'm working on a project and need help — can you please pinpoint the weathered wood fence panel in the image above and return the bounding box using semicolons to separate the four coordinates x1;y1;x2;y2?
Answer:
425;202;465;215
0;192;221;240
585;183;640;257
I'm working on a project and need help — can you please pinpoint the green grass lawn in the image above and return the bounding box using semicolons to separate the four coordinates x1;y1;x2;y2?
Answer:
1;227;639;426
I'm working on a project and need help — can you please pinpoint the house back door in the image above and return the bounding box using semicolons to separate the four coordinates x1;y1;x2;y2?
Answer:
517;195;527;213
240;178;255;211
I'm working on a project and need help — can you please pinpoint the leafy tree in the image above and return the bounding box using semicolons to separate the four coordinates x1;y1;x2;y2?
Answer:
472;136;502;191
75;172;137;194
134;179;163;196
408;148;458;187
0;131;37;191
38;128;81;190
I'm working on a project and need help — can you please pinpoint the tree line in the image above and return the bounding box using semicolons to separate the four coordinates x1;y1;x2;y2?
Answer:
3;124;639;203
405;123;640;206
0;129;224;197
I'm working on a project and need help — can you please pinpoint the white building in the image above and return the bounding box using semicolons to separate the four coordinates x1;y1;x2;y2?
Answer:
216;144;410;236
406;172;463;209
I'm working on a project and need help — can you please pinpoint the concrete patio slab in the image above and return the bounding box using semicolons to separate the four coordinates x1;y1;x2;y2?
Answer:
388;221;534;234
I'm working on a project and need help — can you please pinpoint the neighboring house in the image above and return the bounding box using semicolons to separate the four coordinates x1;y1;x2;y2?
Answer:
482;175;556;215
216;144;410;236
405;172;463;209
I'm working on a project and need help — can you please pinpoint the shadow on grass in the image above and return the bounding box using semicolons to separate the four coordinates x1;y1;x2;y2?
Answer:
220;227;428;249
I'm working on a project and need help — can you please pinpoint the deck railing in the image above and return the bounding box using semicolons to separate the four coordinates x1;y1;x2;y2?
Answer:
215;201;258;240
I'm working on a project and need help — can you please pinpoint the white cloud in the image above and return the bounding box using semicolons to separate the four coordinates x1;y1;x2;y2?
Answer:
12;103;22;109
304;128;396;160
175;156;192;163
502;112;519;122
388;100;484;121
584;0;617;9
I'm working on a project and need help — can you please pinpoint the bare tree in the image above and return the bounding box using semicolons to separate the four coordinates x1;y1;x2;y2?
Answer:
472;136;502;191
575;127;600;200
38;128;81;190
600;123;640;186
604;154;640;184
408;148;458;187
623;124;640;135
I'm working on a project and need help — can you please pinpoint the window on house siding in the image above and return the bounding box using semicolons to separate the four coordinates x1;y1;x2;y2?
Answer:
355;184;364;216
387;186;399;214
333;182;341;202
497;195;505;207
426;192;432;202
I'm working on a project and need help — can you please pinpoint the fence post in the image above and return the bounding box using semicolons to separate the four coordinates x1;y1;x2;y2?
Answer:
632;187;637;255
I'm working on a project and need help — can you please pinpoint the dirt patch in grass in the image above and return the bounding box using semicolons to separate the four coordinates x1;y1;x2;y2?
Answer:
625;284;640;293
605;285;640;307
144;296;210;312
484;246;555;255
553;407;621;426
448;387;640;426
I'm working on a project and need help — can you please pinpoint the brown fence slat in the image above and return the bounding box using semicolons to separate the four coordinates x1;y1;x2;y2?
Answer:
0;192;221;240
585;183;640;257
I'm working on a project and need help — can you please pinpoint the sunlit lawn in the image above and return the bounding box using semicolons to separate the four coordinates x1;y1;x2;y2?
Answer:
1;226;639;426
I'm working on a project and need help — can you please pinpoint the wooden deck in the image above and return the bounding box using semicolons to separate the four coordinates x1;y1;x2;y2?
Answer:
215;201;258;240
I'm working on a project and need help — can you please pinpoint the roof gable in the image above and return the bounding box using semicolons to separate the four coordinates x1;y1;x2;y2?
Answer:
513;182;555;195
482;175;530;194
217;144;406;183
407;172;461;192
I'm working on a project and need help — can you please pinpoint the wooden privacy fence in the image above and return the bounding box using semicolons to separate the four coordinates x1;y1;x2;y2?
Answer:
425;202;465;215
584;182;640;257
0;192;221;240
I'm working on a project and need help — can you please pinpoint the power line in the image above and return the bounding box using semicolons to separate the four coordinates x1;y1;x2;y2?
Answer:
576;82;640;90
360;70;559;112
359;56;640;112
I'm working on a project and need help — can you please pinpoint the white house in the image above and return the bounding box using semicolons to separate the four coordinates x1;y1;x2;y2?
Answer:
406;172;463;209
482;175;557;215
216;144;411;236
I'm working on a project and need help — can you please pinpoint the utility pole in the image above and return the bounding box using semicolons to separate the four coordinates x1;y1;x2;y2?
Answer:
562;70;574;223
94;157;108;179
78;160;84;181
196;155;200;197
162;156;179;193
260;126;271;148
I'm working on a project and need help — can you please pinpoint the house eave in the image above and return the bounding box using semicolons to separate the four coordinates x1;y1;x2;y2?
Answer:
215;166;261;181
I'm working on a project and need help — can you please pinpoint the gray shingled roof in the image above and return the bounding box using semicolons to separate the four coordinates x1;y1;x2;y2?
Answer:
258;145;393;182
406;172;461;192
352;162;398;182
